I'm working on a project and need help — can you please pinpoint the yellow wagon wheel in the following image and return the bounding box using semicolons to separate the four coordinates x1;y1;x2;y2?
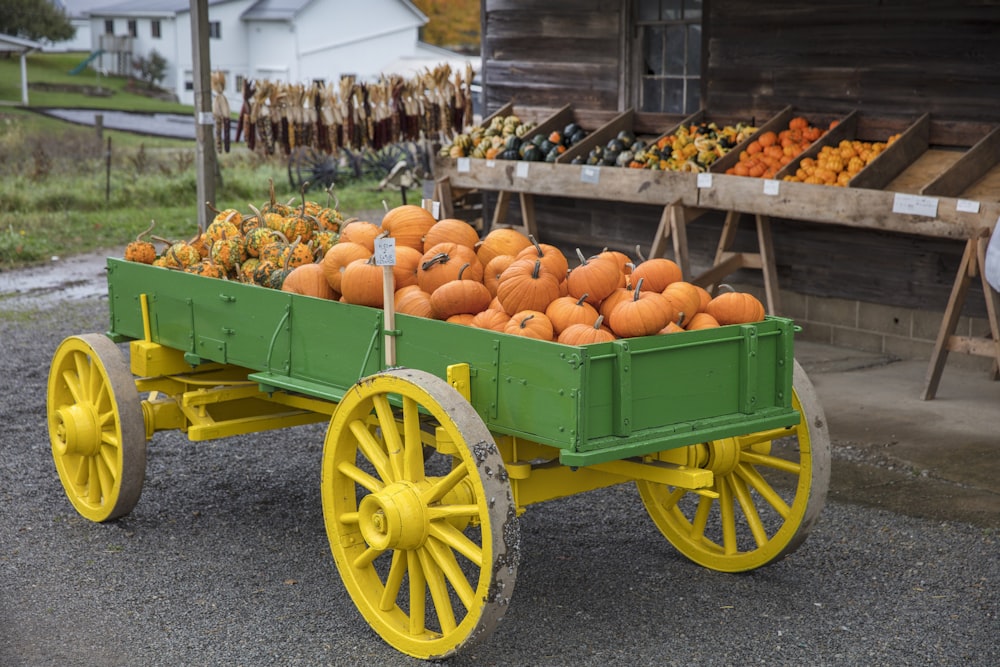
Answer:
638;360;830;572
321;368;519;660
47;334;146;522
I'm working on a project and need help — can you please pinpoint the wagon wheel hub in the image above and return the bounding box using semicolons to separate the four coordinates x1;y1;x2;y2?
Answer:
52;404;101;457
359;481;430;551
704;437;741;476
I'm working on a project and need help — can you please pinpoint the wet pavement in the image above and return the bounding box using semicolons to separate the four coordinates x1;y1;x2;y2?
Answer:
35;108;236;141
3;251;998;528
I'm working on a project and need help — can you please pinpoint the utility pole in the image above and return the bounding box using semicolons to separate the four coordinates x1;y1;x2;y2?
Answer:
190;0;217;232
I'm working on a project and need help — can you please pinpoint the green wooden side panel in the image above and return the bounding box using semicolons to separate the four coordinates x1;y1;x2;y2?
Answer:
105;259;798;464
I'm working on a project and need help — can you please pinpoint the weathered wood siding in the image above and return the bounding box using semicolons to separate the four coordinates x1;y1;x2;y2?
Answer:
481;0;624;112
707;1;1000;123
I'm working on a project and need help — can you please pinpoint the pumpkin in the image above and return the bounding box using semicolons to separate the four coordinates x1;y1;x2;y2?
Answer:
124;220;157;264
484;254;516;297
608;278;675;338
320;241;372;293
504;310;554;341
281;263;336;299
545;293;600;335
476;227;532;267
205;217;240;245
446;313;477;326
394;285;437;319
495;258;562;314
662;281;702;327
310;230;339;260
430;263;493;319
338;219;381;252
630;258;682;292
686;312;720;330
423;218;480;252
391;245;423;289
598;286;636;321
380;204;437;251
185;257;227;279
209;233;246;274
245;226;282;258
705;289;766;325
595;248;633;287
260;178;294;217
340;256;385;307
470;308;510;332
281;212;318;244
566;249;621;306
417;242;482;294
558;314;617;345
516;235;569;280
161;240;201;269
237;257;261;284
315;206;343;232
694;284;713;312
488;295;506;313
658;320;686;334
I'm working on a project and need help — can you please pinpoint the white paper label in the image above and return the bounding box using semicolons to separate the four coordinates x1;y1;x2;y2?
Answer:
456;157;471;173
516;162;530;179
432;201;440;219
580;166;600;184
956;199;981;214
892;193;938;217
485;160;496;168
697;173;713;189
986;220;1000;292
763;179;780;196
374;237;396;266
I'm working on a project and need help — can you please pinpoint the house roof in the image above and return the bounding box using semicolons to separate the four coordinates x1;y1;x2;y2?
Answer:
85;0;232;17
54;0;119;20
79;0;427;22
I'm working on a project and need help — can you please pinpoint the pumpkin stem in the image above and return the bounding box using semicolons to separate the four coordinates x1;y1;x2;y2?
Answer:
576;293;590;306
421;252;451;270
205;200;221;215
635;244;647;263
382;199;390;213
530;259;543;279
136;219;156;242
528;234;543;256
593;314;605;330
518;313;535;329
718;283;736;293
632;277;645;300
457;262;471;280
267;177;278;208
575;248;587;265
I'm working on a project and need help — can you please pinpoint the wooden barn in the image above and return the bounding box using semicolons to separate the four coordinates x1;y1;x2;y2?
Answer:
434;0;1000;394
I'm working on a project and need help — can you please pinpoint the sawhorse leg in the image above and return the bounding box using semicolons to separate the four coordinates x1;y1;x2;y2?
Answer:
648;202;693;280
922;229;1000;400
492;191;538;239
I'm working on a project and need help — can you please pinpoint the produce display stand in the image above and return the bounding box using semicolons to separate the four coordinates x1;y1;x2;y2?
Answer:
433;105;1000;399
47;257;830;660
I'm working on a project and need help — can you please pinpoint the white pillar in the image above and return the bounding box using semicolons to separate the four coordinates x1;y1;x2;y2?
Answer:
20;52;29;105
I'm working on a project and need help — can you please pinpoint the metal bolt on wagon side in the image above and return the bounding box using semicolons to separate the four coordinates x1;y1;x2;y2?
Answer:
47;257;830;660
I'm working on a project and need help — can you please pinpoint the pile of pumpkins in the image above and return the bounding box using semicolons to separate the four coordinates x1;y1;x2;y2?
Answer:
124;200;766;345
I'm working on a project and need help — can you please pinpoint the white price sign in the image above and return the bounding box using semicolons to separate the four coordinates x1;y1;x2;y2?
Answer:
580;166;600;184
763;179;780;196
956;199;981;214
456;157;471;173
516;162;530;179
697;173;713;189
892;193;939;217
374;236;396;266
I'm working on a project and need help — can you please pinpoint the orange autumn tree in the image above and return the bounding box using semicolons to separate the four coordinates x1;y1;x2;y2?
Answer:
413;0;481;52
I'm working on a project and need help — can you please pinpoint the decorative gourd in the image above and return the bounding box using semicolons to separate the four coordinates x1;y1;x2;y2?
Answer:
545;293;599;335
566;249;621;305
238;257;261;284
516;235;569;280
686;312;720;330
380;204;437;251
340;256;385;307
338;219;381;252
310;230;339;260
558;314;617;345
630;257;682;292
484;254;516;297
315;206;343;232
209;231;247;274
662;281;702;327
705;288;766;325
417;242;482;294
504;310;554;341
476;227;532;267
495;258;562;314
394;285;437;319
320;241;372;292
470;308;510;332
430;263;493;319
423;218;480;252
608;278;676;338
281;212;318;244
205;217;240;245
124;220;157;264
159;239;201;269
281;263;335;299
185;256;227;279
245;226;282;258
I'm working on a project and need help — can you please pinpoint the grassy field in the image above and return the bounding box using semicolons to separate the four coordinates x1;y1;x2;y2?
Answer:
0;53;403;269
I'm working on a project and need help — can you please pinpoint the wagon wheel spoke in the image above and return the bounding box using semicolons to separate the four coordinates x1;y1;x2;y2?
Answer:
638;360;830;572
322;368;519;660
47;334;146;522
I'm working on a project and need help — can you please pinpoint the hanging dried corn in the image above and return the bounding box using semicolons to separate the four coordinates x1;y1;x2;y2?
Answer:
210;71;231;153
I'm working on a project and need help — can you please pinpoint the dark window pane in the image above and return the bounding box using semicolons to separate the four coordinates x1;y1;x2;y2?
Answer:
662;0;683;20
685;80;701;113
644;27;664;75
665;81;684;114
641;77;663;112
685;0;703;20
637;0;660;21
687;25;701;72
665;25;684;75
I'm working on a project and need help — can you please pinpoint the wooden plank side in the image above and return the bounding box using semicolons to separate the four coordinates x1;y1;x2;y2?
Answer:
849;113;930;190
921;125;1000;197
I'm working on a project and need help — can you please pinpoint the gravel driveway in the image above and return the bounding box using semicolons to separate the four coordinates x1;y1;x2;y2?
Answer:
1;282;996;666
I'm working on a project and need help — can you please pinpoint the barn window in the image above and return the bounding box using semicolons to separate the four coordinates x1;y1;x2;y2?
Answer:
104;20;114;35
151;20;161;39
128;20;137;38
634;0;702;114
209;21;221;39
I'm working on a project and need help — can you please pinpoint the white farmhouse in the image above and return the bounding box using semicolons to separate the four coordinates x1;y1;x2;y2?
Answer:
54;0;474;108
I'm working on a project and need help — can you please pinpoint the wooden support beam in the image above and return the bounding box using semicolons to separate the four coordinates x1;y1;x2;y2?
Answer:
491;190;537;238
434;176;455;220
648;202;693;279
922;228;1000;400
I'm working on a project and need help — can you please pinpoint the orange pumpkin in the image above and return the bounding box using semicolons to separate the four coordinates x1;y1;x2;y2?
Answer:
495;258;562;314
476;227;532;267
607;279;676;338
423;218;480;252
281;263;336;300
566;249;621;306
558;314;616;345
338;220;381;252
484;254;516;297
686;312;720;330
340;256;385;307
545;293;600;335
630;258;682;292
705;290;766;325
446;313;477;326
504;310;554;341
430;263;493;319
470;308;510;332
320;241;371;293
380;204;437;251
391;245;423;289
516;235;569;280
395;285;437;319
662;281;702;327
417;242;483;294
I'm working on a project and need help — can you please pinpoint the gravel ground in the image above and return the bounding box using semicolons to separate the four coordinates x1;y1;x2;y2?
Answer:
1;294;997;667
